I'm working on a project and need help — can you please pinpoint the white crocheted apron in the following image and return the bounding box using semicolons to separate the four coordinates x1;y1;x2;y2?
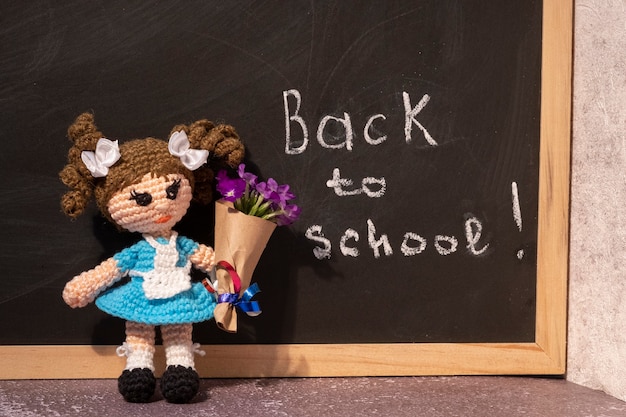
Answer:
136;232;192;300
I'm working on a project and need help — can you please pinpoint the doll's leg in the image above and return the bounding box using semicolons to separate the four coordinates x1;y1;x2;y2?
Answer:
117;321;156;403
160;323;200;403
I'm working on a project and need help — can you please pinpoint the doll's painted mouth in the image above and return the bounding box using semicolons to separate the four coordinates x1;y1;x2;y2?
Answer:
155;215;172;224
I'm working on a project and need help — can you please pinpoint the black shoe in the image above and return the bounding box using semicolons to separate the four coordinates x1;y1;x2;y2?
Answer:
117;368;156;403
160;365;200;404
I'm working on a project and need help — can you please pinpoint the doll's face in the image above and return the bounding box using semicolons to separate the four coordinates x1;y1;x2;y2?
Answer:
108;173;192;235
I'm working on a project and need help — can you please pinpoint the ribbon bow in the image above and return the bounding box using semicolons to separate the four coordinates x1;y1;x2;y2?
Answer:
81;138;121;178
208;260;262;317
168;130;209;171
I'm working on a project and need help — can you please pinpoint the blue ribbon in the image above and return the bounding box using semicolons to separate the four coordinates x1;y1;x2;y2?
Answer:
217;283;262;316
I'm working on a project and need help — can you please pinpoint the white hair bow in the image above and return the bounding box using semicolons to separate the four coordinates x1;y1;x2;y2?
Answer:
81;138;121;178
168;130;209;170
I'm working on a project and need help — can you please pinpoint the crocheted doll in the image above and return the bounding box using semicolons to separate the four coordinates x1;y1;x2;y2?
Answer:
60;113;244;403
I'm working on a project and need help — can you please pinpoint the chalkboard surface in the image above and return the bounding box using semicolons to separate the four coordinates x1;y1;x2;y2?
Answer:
0;0;571;377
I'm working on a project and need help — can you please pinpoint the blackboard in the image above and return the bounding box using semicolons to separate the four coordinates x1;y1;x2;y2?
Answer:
0;0;571;377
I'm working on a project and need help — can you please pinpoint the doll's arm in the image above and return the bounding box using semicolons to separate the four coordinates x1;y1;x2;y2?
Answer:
189;244;215;273
62;258;122;308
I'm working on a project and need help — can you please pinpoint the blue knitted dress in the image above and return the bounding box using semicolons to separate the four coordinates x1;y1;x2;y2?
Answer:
95;232;216;325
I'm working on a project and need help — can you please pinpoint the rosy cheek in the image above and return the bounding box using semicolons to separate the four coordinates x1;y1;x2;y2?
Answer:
174;187;193;214
110;204;144;229
108;194;151;229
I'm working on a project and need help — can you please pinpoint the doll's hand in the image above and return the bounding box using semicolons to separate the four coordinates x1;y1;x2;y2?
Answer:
62;278;93;308
190;244;215;273
62;258;121;308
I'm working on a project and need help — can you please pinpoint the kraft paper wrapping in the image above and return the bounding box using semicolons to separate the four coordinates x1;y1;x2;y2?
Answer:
213;200;277;332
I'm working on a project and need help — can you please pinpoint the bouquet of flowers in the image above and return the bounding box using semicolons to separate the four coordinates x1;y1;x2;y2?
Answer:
207;164;301;332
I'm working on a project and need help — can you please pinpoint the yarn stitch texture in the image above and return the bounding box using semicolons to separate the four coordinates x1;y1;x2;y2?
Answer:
95;233;216;324
60;113;245;403
140;233;192;299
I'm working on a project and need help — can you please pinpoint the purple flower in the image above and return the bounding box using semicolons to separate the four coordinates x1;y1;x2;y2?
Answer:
276;184;295;204
217;165;301;225
276;204;302;226
255;179;279;203
256;178;295;205
237;163;258;187
216;170;246;202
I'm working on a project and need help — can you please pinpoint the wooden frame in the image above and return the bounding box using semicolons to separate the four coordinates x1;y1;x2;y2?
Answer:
0;0;572;379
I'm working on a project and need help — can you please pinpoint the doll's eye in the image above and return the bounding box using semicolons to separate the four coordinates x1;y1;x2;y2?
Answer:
130;190;152;206
166;179;182;200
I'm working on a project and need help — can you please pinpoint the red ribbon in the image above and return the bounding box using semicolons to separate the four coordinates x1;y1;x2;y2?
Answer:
216;260;242;294
202;260;243;299
202;278;215;293
202;261;261;315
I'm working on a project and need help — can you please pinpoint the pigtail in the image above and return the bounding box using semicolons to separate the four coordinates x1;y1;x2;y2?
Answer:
59;112;104;218
171;120;245;205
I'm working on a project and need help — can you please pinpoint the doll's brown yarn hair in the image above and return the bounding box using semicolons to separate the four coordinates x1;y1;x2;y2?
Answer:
60;112;244;223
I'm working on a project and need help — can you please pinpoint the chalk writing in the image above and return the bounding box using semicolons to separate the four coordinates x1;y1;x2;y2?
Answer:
326;168;386;198
305;217;488;260
340;229;360;257
433;235;458;256
283;89;308;155
401;232;427;256
305;225;332;260
283;89;436;154
511;181;524;260
465;216;490;256
403;92;437;146
283;89;517;261
367;219;393;258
